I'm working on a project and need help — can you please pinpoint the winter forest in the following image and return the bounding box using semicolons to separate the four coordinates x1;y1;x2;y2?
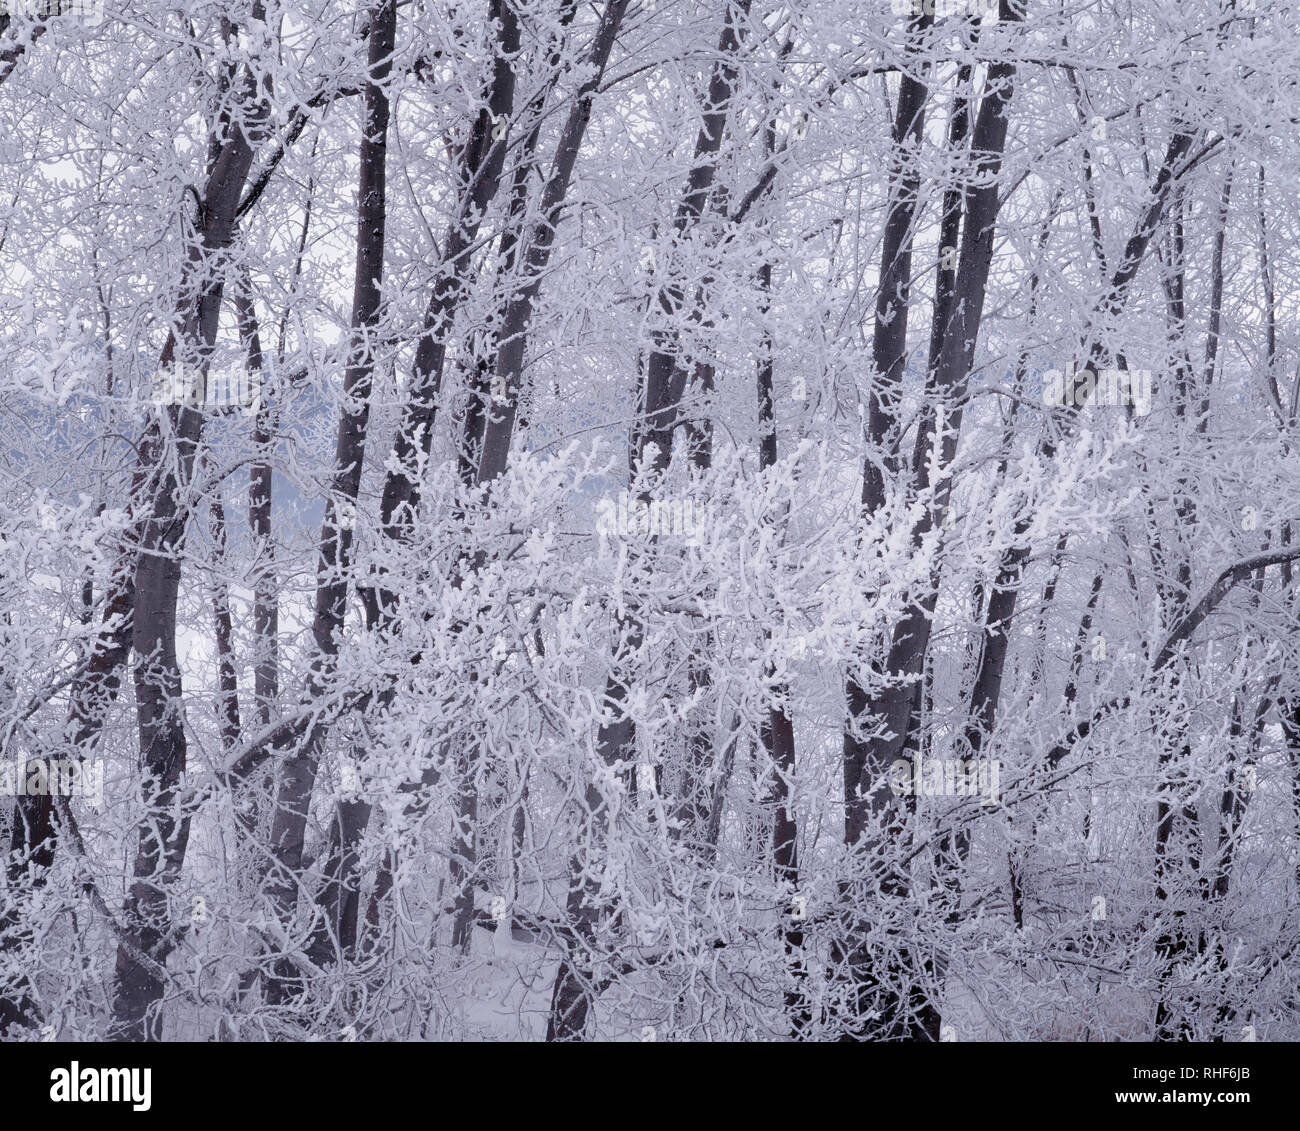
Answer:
0;0;1298;1044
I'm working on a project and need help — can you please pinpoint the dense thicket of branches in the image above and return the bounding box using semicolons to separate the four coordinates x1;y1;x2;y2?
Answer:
2;0;1299;1041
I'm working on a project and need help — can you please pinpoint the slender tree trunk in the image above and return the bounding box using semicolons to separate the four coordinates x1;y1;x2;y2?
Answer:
377;0;526;556
208;482;242;757
233;270;278;734
262;0;396;1004
547;0;747;1041
110;51;268;1036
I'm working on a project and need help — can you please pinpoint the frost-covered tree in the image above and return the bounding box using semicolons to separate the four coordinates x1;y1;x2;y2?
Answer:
1;0;1298;1042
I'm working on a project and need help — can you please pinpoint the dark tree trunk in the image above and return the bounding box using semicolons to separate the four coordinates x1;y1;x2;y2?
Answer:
548;0;747;1042
110;53;267;1035
261;0;396;1005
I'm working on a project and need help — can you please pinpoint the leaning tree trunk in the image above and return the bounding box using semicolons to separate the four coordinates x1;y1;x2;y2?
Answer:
313;0;528;972
109;33;270;1037
839;0;1025;1040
